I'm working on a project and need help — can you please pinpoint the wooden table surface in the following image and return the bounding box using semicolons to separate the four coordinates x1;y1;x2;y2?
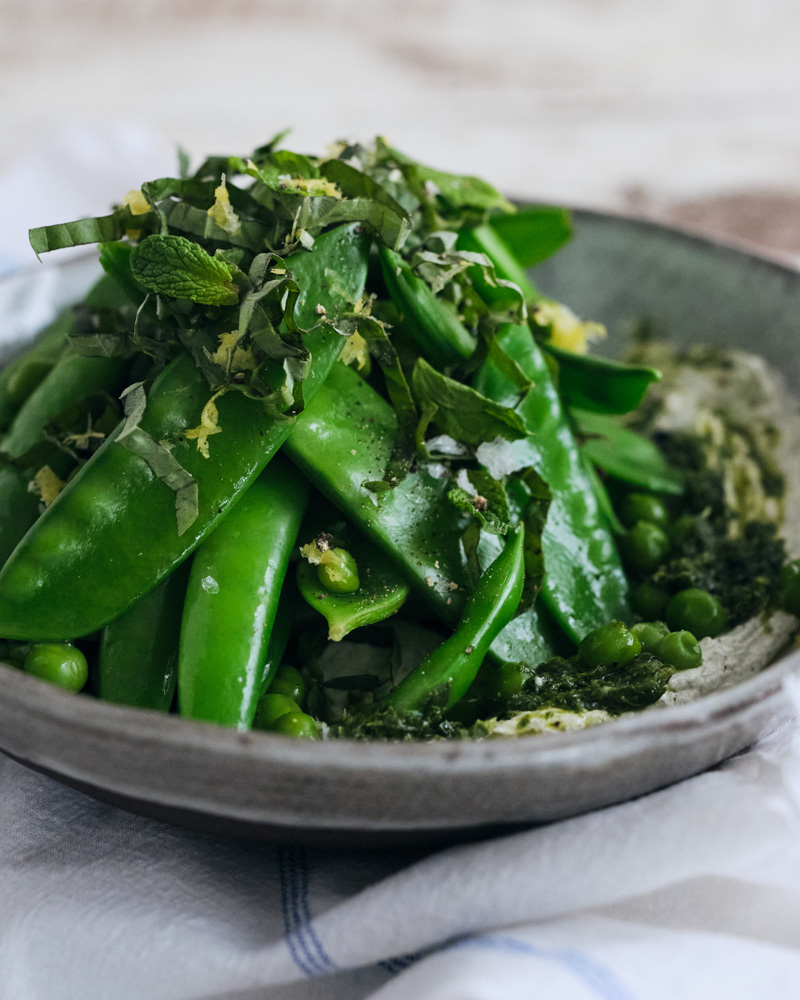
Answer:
2;0;800;259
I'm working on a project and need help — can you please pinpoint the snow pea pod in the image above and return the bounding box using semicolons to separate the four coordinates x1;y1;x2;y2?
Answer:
296;498;410;641
97;560;190;710
178;456;310;729
541;342;661;415
0;224;369;640
284;361;559;668
574;409;685;496
381;527;525;711
474;323;629;642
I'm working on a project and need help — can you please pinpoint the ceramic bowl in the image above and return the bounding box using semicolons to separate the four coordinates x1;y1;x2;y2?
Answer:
1;210;799;845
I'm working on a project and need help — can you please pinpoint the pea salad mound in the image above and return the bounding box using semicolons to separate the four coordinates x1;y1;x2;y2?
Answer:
0;134;796;741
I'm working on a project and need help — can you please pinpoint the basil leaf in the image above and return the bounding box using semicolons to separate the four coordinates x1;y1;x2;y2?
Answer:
130;235;239;306
411;358;527;446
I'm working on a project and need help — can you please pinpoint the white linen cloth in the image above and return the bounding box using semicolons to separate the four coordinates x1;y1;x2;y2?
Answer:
1;684;800;1000
3;128;800;1000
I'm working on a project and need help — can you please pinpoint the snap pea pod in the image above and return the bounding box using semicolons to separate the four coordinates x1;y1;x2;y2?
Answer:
284;361;559;667
0;310;72;431
380;527;525;711
488;207;573;267
0;351;128;460
296;498;410;641
178;456;310;729
97;560;190;710
457;223;538;303
0;224;369;641
378;247;475;368
0;271;134;433
540;342;661;415
474;324;629;642
0;463;41;567
378;239;629;642
460;225;661;415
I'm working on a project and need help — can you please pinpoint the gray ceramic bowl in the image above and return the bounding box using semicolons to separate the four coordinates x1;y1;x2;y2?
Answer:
1;210;799;845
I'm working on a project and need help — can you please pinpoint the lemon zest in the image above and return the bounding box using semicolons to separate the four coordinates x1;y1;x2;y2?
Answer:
28;465;66;506
339;331;369;370
536;301;606;354
184;389;227;459
209;331;257;374
123;189;151;216
207;175;242;235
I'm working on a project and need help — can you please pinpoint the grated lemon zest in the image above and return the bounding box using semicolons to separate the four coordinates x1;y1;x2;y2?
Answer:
536;301;606;354
184;390;227;459
207;175;242;235
28;465;66;506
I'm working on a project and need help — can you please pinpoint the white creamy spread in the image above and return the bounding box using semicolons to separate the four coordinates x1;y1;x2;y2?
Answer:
641;345;800;708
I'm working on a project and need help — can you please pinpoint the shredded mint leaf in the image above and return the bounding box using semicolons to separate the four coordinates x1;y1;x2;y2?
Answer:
118;426;199;535
387;144;514;214
411;358;527;446
117;382;148;439
29;212;128;257
130;235;239;306
156;199;268;252
116;381;198;534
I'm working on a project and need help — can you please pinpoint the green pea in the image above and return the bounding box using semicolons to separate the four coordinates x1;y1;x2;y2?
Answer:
618;522;670;574
653;630;703;671
778;560;800;616
269;665;308;706
618;493;670;530
666;588;727;639
270;711;320;739
23;642;88;692
253;693;300;730
316;548;360;593
482;661;525;703
631;582;670;620
667;514;713;554
577;621;641;668
631;620;670;652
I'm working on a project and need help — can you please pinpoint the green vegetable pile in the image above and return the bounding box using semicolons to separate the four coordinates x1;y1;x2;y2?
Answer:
0;134;795;740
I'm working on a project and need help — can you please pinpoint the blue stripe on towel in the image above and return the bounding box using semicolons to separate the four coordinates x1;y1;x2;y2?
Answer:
278;847;317;977
296;847;337;972
451;935;639;1000
278;846;338;977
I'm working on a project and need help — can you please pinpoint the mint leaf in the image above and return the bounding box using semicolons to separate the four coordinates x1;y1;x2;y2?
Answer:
448;469;511;536
130;235;239;306
29;212;128;256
